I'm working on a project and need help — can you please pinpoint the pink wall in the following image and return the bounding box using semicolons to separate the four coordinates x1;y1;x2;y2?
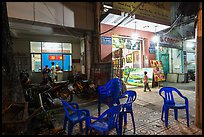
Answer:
100;24;156;67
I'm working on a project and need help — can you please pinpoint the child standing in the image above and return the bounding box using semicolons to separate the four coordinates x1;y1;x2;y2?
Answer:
144;71;151;92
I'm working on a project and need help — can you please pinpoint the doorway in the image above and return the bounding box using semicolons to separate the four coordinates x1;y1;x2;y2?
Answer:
160;53;169;79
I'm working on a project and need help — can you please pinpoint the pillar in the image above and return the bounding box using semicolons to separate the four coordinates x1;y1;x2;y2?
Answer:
195;2;202;129
85;32;91;80
92;2;101;80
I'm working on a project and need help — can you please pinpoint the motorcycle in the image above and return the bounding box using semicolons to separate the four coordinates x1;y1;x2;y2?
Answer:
72;73;97;99
46;80;74;103
19;71;74;111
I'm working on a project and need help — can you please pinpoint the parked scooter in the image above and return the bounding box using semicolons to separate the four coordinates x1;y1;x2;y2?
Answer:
72;72;97;99
45;80;74;103
19;70;74;110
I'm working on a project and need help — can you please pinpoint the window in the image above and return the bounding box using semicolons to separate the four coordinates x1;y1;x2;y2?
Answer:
31;54;41;72
30;42;41;53
42;42;62;53
62;43;72;53
30;42;72;72
63;54;72;71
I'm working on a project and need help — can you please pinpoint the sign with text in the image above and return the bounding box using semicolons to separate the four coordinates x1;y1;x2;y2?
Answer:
113;2;170;25
159;36;182;49
101;36;112;45
149;41;155;54
49;55;65;60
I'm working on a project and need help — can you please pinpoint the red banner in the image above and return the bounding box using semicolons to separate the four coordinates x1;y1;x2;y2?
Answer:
49;55;65;60
57;55;62;60
49;55;56;60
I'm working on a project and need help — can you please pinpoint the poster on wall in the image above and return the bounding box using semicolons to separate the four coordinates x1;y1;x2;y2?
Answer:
126;54;133;63
112;37;125;48
124;38;140;50
124;68;153;87
34;61;41;72
150;60;165;82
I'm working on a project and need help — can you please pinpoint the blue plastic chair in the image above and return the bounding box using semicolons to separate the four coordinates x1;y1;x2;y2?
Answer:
86;105;121;135
98;78;121;96
60;98;90;135
98;78;122;116
159;87;190;127
119;90;137;134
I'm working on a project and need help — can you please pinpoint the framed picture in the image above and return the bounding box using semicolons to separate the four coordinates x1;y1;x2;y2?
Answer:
126;54;132;63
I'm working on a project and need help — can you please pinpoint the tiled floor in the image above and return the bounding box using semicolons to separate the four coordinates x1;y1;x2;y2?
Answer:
17;81;202;135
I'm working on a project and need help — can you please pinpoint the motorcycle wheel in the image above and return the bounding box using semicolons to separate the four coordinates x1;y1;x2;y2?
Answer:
58;88;73;102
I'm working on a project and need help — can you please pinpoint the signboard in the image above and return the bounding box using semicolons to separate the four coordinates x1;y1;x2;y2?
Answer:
49;55;56;60
150;60;165;82
101;36;112;45
159;36;182;49
149;41;155;54
124;68;153;87
49;55;65;60
113;2;170;24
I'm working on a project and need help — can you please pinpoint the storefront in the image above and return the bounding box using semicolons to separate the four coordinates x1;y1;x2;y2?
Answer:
29;41;73;81
156;35;184;82
111;35;156;87
100;22;166;87
183;39;196;81
30;41;72;73
111;35;143;76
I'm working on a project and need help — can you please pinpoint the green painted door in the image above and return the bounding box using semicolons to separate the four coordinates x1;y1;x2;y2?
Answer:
160;54;169;79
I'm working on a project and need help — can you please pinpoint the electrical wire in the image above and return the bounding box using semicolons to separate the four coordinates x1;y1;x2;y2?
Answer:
100;2;145;35
161;14;182;36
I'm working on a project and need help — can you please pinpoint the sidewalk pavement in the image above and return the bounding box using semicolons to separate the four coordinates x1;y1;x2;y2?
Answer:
39;81;202;135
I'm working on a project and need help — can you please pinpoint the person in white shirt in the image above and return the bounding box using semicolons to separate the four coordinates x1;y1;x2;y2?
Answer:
50;62;56;82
